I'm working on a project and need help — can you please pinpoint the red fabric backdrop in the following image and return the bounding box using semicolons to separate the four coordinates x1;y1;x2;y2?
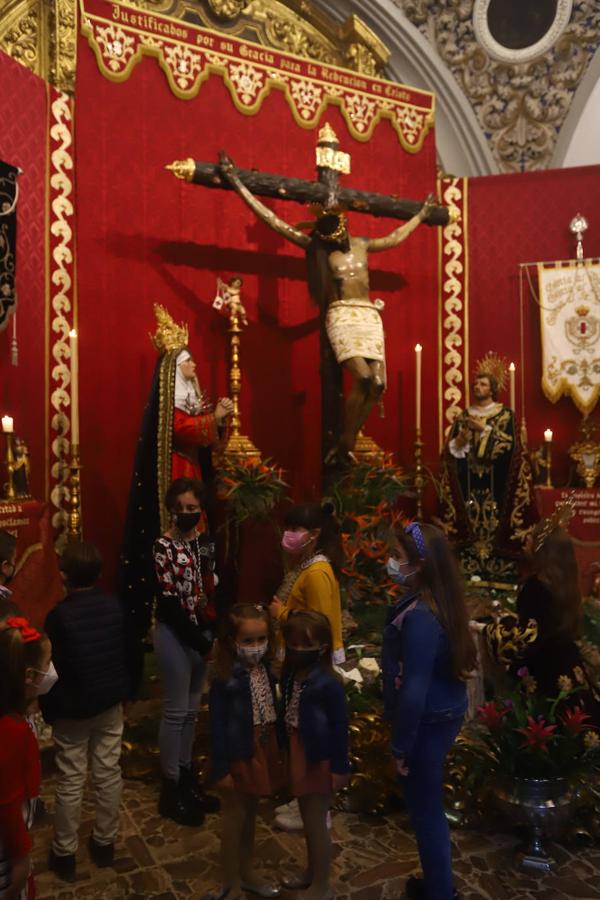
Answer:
0;53;48;501
467;166;600;489
74;35;439;582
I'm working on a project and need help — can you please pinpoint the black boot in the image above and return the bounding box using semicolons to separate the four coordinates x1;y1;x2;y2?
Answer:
405;876;459;899
179;765;221;814
158;776;205;826
48;847;76;883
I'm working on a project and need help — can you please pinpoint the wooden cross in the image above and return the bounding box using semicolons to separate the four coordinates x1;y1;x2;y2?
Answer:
167;125;451;480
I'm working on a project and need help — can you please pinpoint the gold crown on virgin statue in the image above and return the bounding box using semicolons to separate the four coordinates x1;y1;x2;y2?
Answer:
150;304;189;354
474;351;509;393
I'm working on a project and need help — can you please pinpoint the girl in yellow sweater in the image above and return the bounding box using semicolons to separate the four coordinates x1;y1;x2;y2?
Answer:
270;502;345;665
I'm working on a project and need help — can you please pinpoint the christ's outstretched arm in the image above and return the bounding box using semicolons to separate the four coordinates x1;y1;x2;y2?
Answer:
219;153;311;249
366;193;436;253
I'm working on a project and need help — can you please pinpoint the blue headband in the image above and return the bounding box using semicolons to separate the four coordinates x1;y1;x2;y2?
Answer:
405;522;427;559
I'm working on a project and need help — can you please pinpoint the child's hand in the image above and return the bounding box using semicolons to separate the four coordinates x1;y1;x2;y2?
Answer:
331;772;350;792
6;854;30;899
395;758;409;777
269;596;283;617
216;774;234;791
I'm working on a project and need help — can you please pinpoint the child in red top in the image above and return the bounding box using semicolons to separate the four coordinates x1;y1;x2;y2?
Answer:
0;617;53;899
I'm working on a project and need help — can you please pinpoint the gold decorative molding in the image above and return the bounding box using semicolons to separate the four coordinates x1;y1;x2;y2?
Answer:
438;175;468;448
0;0;77;92
123;0;390;76
48;90;76;544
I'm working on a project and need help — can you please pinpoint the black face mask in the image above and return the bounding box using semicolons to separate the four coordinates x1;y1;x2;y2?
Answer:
175;511;201;532
286;648;322;672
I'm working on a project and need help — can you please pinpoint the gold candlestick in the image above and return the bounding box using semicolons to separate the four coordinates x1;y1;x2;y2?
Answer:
67;443;82;541
4;433;16;501
220;278;261;462
414;428;424;520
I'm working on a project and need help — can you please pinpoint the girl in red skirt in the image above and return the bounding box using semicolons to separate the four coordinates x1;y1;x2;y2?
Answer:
0;617;54;899
280;611;350;900
209;604;285;899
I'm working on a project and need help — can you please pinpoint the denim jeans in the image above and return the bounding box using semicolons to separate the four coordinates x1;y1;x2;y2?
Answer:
154;622;206;780
401;715;464;900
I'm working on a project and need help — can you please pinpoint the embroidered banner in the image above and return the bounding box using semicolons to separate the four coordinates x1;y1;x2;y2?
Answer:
538;261;600;415
80;0;435;151
0;161;18;332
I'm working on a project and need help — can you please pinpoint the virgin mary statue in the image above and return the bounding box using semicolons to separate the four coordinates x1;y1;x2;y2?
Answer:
119;305;232;685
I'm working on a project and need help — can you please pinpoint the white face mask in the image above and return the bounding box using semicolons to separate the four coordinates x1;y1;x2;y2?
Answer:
31;661;58;696
236;643;268;667
386;557;413;586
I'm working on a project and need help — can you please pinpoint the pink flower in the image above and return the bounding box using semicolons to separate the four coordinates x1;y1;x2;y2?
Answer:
517;716;557;753
477;701;509;730
517;666;529;678
562;706;591;736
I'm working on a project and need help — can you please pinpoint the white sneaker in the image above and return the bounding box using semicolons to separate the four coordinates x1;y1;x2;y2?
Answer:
274;798;298;817
274;808;332;832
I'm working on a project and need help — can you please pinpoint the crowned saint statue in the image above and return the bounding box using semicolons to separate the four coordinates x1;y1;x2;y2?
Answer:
119;305;232;681
438;357;537;576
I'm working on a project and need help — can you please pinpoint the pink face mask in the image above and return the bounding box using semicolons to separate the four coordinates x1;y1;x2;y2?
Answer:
281;529;311;554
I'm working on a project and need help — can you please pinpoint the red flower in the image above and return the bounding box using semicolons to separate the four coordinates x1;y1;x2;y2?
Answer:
562;706;591;736
477;701;509;730
517;716;557;752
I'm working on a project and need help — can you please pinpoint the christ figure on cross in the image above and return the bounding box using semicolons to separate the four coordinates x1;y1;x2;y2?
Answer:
218;147;435;463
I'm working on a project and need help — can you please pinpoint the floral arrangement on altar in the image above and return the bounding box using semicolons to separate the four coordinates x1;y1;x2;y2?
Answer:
467;668;600;781
217;456;287;529
331;460;411;607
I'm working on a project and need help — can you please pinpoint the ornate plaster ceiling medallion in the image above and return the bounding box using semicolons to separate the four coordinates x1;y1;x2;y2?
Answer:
473;0;573;63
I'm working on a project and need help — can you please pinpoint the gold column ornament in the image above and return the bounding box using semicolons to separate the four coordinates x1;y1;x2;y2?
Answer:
414;428;425;520
67;443;82;541
214;277;262;462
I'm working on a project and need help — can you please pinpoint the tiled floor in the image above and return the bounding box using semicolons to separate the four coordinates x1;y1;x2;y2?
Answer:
32;769;600;900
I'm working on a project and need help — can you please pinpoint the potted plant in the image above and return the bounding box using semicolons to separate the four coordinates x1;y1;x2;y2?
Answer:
466;668;600;873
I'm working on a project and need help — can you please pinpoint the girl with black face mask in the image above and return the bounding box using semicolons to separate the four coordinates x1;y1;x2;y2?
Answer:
153;477;220;827
279;611;350;900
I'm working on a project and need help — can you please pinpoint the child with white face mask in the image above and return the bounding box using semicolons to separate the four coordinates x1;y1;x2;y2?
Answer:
0;616;53;900
208;604;285;900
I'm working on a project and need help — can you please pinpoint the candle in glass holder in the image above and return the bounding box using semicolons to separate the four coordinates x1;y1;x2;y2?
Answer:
544;429;553;443
69;329;79;446
509;362;516;410
415;344;422;431
1;416;13;434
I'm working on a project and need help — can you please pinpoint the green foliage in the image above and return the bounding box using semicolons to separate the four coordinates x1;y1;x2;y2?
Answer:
217;456;287;529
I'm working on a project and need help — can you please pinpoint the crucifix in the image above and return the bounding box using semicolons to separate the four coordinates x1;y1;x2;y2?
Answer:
167;124;453;472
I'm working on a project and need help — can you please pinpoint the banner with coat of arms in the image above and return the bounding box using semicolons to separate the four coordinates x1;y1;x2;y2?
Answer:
538;261;600;415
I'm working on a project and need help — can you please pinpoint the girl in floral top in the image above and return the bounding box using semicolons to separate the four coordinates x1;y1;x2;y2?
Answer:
209;604;284;899
153;477;220;826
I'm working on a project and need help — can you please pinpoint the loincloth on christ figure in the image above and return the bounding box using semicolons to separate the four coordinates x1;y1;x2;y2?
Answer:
325;298;386;384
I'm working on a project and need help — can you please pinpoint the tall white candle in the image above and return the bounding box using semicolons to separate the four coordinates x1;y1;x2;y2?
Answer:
544;428;553;443
1;416;13;434
69;329;79;446
415;344;422;432
509;362;516;411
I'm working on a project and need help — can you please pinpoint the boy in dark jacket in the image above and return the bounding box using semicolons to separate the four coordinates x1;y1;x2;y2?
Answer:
40;541;131;882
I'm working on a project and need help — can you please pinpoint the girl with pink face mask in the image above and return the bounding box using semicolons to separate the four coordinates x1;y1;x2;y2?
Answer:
270;503;345;668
